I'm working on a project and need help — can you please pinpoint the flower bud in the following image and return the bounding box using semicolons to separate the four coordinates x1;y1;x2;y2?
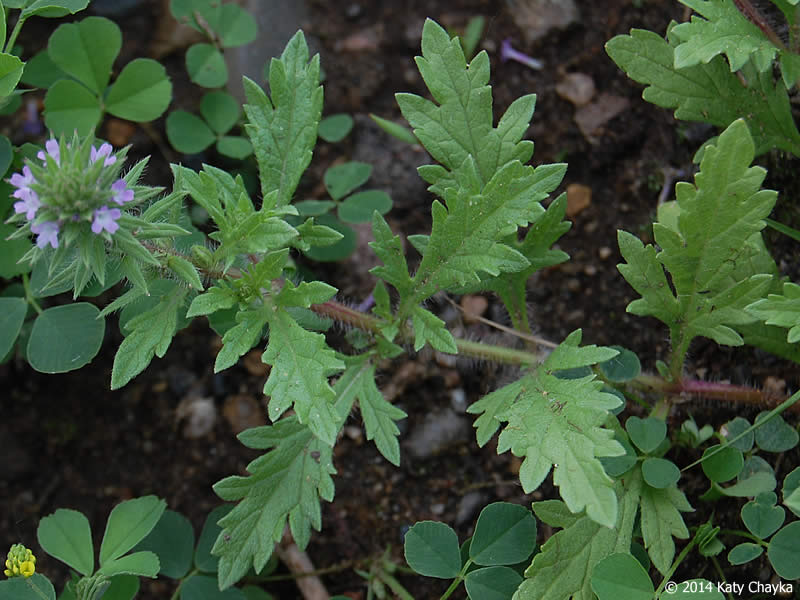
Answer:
4;543;35;578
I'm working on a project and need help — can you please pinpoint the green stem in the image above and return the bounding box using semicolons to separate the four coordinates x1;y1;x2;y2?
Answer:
381;572;415;600
717;528;768;546
438;563;470;600
667;324;690;382
170;568;198;600
312;300;546;367
710;556;734;600
21;272;43;314
4;14;25;54
654;537;697;597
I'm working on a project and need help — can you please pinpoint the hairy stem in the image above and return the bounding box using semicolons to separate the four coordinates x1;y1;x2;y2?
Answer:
312;299;547;367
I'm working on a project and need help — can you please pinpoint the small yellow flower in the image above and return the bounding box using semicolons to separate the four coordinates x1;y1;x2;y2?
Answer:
4;544;36;578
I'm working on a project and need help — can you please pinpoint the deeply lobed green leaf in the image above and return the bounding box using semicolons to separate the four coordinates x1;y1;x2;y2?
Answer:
212;416;337;589
672;0;778;72
606;28;800;156
746;282;800;344
243;30;323;209
397;19;534;192
262;310;344;446
475;331;623;527
617;119;777;355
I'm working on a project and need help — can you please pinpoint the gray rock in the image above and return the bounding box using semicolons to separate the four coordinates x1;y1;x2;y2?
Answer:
403;408;470;460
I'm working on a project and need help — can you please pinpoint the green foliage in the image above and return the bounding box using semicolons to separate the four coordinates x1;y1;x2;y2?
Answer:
261;307;344;445
133;510;195;579
36;497;164;598
305;160;394;239
337;358;407;466
606;26;800;156
746;281;800;343
404;521;461;579
591;553;653;600
111;281;192;389
474;331;623;527
617;119;777;371
521;477;641;600
671;0;779;72
404;502;535;599
7;11;800;599
211;412;341;589
43;17;170;134
318;113;353;143
597;346;641;382
243;31;322;208
27;302;104;372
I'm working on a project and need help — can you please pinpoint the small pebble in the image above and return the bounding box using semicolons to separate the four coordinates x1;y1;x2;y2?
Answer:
455;491;485;526
243;350;269;376
436;352;458;368
450;388;467;413
566;183;591;217
404;408;470;460
598;246;612;260
461;295;489;323
555;72;595;107
222;394;263;434
583;265;597;276
431;502;446;515
345;3;362;19
566;309;584;323
175;396;217;439
344;425;364;443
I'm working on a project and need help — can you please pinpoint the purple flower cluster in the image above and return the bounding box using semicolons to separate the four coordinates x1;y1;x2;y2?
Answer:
9;139;134;249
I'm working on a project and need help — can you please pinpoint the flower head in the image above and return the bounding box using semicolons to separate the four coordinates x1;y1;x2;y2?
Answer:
111;179;133;205
37;138;60;165
4;544;36;578
92;205;121;234
31;220;60;249
91;142;117;167
8;134;135;262
10;165;36;198
13;189;41;220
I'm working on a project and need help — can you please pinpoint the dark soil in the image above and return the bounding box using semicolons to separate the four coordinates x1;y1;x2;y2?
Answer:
3;1;800;599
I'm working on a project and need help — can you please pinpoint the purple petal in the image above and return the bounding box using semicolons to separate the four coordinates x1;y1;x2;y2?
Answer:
92;205;121;234
13;189;40;220
10;166;35;190
30;221;59;249
111;179;134;205
91;143;117;166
